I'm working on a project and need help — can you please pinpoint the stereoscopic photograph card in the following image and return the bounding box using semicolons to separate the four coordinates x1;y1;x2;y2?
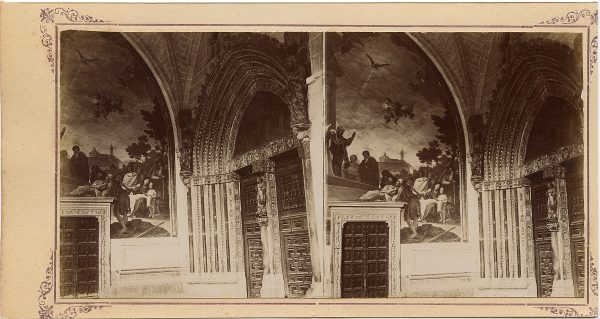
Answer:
0;2;598;318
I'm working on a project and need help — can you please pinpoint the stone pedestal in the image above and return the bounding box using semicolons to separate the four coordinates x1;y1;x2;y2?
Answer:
551;279;575;297
304;281;324;298
260;273;286;298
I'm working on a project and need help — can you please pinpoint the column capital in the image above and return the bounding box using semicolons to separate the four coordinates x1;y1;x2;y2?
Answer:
543;164;566;180
177;147;193;188
292;123;311;142
252;159;275;174
228;172;241;182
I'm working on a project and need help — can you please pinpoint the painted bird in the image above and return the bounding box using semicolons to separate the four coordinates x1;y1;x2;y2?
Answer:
74;48;101;65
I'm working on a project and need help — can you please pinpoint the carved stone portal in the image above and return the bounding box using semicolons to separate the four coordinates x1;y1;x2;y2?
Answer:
329;202;402;298
59;197;114;298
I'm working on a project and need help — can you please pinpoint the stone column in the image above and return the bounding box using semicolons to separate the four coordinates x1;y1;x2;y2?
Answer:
294;125;323;297
516;178;537;295
471;174;485;277
545;165;575;297
225;173;246;287
324;34;337;175
253;160;285;298
479;177;537;296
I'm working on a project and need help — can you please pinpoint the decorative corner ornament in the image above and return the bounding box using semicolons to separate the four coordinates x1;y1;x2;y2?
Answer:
39;8;106;74
590;36;598;76
535;306;598;318
539;9;598;25
38;251;108;319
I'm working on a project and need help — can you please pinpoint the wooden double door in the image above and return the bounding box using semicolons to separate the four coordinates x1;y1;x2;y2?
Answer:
341;222;389;298
59;216;100;298
530;158;585;298
240;152;313;298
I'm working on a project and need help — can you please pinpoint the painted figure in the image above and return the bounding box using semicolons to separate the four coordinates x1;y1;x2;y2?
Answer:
104;173;130;231
343;154;360;181
397;178;421;238
146;182;159;219
69;145;89;187
359;150;379;187
327;125;356;177
437;187;448;223
379;169;397;189
421;183;440;221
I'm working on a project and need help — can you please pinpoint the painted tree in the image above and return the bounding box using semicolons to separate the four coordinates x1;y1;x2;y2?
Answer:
140;97;168;152
417;107;459;166
125;135;152;159
125;97;168;159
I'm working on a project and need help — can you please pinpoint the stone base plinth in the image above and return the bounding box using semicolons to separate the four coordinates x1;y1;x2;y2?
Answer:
551;279;575;297
260;273;285;298
304;280;323;298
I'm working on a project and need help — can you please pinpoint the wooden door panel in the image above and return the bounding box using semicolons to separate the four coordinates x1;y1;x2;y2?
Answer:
531;181;555;298
341;222;389;298
276;156;313;298
245;236;264;298
59;216;99;298
281;233;312;297
535;241;554;297
532;164;585;298
240;176;264;298
567;171;585;298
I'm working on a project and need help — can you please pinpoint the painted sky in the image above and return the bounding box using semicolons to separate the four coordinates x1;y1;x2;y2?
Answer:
334;33;447;168
59;31;161;162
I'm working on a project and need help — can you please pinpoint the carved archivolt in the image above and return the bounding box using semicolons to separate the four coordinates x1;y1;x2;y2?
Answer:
191;33;310;177
484;39;583;182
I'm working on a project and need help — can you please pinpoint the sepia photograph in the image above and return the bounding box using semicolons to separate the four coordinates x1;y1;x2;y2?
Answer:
58;31;324;299
0;2;597;318
325;32;586;298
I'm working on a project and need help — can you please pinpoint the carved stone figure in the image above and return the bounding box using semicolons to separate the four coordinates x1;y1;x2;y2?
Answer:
546;181;560;280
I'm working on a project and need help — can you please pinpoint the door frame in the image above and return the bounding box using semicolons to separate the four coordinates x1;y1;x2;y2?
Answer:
59;197;113;299
329;202;402;298
340;221;390;298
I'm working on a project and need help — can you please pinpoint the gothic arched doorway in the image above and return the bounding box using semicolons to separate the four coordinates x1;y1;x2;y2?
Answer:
234;91;313;298
524;96;584;297
483;36;584;297
189;33;319;298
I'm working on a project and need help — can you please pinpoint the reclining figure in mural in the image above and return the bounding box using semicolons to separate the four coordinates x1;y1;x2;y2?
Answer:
357;177;420;237
358;169;451;238
64;149;166;231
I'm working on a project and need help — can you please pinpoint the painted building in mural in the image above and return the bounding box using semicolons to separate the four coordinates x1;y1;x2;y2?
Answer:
88;145;123;170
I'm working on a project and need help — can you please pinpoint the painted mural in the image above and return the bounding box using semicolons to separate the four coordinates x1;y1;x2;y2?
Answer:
326;32;464;243
59;31;173;238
